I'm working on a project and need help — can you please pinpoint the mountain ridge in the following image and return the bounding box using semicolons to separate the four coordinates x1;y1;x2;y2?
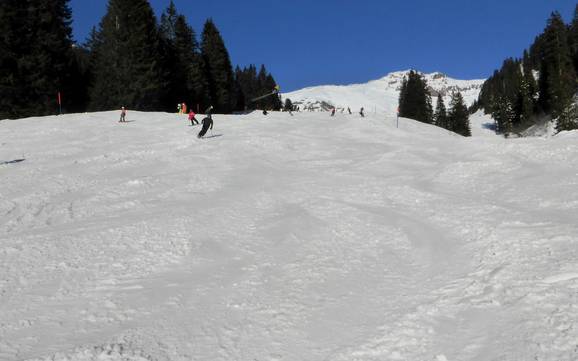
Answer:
282;70;485;114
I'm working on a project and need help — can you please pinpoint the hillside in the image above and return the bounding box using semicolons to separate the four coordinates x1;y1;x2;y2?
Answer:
1;110;577;361
283;70;485;114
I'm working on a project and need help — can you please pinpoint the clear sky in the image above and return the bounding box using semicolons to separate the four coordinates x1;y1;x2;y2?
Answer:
69;0;577;92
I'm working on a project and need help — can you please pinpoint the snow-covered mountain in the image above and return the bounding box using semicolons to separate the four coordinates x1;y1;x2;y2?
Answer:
2;110;578;360
283;70;485;114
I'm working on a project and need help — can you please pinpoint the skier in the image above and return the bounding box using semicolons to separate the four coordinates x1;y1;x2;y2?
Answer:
119;107;127;122
263;109;268;115
177;103;182;114
331;108;336;116
347;107;352;114
359;107;365;117
197;115;213;138
197;105;214;138
182;103;187;114
188;110;199;125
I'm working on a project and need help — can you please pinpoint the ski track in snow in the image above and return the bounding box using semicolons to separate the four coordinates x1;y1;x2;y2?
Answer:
0;111;577;361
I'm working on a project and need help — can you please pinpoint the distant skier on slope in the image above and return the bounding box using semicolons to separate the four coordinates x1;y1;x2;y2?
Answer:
119;107;126;122
347;107;352;114
359;107;365;117
198;106;214;138
331;108;336;116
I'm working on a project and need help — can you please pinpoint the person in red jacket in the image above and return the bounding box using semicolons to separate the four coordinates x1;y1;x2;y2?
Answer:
188;110;199;125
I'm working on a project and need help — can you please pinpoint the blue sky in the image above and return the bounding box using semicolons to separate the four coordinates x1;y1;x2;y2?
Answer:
70;0;577;92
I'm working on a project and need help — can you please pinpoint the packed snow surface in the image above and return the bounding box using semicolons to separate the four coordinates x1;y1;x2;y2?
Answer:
283;70;484;114
1;110;578;361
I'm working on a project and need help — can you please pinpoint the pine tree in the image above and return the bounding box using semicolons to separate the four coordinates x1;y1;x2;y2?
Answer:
0;0;29;118
89;0;166;111
159;2;210;113
201;19;236;113
569;4;578;74
235;64;281;111
433;94;447;129
448;91;471;137
522;49;538;101
398;70;432;124
556;95;578;132
515;79;534;125
493;96;515;136
538;12;576;118
0;0;77;118
159;1;178;42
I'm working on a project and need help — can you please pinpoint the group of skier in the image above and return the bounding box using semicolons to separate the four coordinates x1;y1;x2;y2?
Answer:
186;105;213;138
330;107;364;117
118;105;213;138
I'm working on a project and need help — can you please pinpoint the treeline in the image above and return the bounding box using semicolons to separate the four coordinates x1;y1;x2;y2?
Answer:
0;0;281;120
398;70;471;136
476;7;578;135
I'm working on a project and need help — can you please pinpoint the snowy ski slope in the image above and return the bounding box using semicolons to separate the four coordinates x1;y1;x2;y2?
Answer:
1;110;577;361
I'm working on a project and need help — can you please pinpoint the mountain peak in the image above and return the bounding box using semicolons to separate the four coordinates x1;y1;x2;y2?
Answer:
283;70;485;113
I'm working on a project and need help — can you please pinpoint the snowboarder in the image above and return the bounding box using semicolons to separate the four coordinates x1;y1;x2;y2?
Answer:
359;107;365;117
263;109;268;115
119;107;126;122
188;110;199;125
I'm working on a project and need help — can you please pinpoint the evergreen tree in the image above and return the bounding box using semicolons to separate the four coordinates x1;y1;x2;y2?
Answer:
538;12;576;118
515;78;534;125
398;70;433;124
448;91;471;137
89;0;166;111
522;49;538;101
201;19;236;113
493;96;515;136
0;0;77;118
159;1;178;42
159;2;210;112
0;0;29;118
433;94;447;129
556;95;578;132
569;4;578;74
235;64;281;111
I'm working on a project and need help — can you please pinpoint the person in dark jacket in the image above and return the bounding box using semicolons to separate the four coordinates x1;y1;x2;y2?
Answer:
198;106;214;138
